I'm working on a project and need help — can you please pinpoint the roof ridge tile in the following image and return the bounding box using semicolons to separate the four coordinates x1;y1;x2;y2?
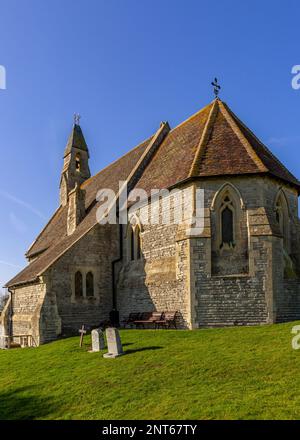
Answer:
218;101;267;172
189;99;219;177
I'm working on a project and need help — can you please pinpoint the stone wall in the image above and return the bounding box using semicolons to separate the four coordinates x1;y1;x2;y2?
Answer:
116;185;194;328
9;282;46;345
117;176;300;328
192;176;300;327
5;222;119;345
46;223;119;338
277;279;300;322
192;235;271;326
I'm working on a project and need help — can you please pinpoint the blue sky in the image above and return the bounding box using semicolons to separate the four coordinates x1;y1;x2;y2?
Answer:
0;0;300;290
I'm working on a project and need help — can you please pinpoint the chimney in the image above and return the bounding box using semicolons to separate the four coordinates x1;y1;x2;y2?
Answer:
67;183;86;235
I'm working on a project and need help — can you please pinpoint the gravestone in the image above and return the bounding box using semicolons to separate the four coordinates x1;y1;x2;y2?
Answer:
90;328;105;352
78;325;87;347
103;327;124;358
0;325;7;350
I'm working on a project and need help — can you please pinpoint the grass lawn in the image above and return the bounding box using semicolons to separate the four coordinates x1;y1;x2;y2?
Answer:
0;322;300;420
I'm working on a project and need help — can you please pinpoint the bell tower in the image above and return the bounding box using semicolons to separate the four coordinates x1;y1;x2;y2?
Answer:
60;115;91;206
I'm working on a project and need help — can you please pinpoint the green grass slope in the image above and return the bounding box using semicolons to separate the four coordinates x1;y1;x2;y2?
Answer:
0;323;300;420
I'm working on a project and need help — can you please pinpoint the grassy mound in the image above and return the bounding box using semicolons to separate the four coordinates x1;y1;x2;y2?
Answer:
0;323;300;420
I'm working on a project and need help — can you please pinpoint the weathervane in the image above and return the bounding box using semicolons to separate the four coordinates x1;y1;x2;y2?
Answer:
211;78;221;98
74;113;81;125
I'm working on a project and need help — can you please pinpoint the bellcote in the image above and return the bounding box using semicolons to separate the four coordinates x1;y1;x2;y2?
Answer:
60;122;91;207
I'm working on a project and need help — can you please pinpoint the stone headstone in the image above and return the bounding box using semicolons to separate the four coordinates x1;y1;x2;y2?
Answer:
91;328;105;352
0;325;7;350
103;327;124;358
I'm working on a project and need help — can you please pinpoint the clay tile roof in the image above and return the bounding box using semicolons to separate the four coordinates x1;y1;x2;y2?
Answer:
134;99;300;192
6;99;300;287
221;102;300;187
6;136;152;287
134;102;214;194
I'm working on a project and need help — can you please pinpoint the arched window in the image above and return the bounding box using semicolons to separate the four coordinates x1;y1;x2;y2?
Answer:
135;225;141;259
275;191;289;250
220;195;235;248
127;218;142;261
211;184;248;275
86;271;94;297
221;206;234;245
127;226;135;261
75;153;81;172
75;271;83;297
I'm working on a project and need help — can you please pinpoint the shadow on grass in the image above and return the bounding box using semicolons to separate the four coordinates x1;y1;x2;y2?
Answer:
0;386;59;420
124;346;163;355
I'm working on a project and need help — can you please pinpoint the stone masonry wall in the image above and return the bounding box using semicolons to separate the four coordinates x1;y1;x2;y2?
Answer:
193;236;269;326
117;185;194;328
193;176;300;327
277;279;300;322
47;223;119;337
10;282;47;344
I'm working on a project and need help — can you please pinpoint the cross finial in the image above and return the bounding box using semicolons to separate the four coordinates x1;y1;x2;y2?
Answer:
74;113;81;125
211;77;221;98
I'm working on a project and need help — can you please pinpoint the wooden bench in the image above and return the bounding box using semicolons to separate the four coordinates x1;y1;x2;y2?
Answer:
122;311;179;329
133;312;163;329
122;313;142;328
155;311;178;329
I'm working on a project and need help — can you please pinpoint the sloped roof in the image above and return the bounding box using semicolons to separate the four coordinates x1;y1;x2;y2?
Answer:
6;99;300;287
222;102;299;187
6;136;152;287
25;135;152;261
135;99;300;192
64;124;89;157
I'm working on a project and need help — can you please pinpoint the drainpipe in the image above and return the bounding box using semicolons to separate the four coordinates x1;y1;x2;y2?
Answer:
8;289;13;337
110;223;123;327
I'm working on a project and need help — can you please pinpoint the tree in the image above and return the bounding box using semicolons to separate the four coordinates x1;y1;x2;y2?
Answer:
0;292;9;312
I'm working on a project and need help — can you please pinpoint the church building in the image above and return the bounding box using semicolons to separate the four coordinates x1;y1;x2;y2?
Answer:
2;97;300;345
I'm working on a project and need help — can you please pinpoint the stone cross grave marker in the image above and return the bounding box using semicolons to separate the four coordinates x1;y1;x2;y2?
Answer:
79;325;87;347
103;327;124;358
90;328;105;352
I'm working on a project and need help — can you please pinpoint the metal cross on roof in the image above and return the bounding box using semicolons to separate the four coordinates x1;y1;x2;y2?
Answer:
211;78;221;98
74;113;81;125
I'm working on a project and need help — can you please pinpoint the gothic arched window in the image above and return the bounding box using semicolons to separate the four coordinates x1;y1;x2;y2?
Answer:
75;271;83;297
220;195;235;248
221;206;234;245
275;191;289;250
127;226;135;261
86;271;94;297
135;225;141;259
211;183;248;275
